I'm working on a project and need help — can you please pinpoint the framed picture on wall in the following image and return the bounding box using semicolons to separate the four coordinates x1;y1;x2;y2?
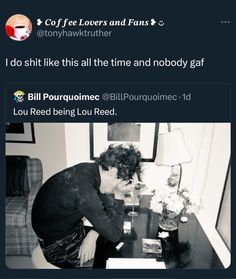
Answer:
216;160;231;251
6;123;35;143
90;123;159;162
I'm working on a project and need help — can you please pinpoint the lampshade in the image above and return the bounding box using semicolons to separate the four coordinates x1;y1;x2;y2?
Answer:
155;128;192;166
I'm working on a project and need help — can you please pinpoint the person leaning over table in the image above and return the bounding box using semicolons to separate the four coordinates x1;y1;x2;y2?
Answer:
31;144;142;268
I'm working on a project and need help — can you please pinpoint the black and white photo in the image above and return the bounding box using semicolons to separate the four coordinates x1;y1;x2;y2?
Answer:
5;122;231;270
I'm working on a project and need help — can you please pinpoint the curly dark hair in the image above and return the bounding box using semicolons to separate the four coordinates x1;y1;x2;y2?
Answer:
96;144;142;181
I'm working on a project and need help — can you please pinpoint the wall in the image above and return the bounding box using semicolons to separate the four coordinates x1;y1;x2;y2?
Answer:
195;123;231;268
6;123;67;182
64;123;91;166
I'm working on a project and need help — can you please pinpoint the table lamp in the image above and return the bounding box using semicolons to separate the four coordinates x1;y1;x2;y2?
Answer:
154;124;192;191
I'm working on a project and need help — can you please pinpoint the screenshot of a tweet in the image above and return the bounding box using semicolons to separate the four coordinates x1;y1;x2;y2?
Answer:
0;1;234;279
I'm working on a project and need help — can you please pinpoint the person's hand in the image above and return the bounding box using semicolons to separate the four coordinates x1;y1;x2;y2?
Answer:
114;173;139;199
78;230;99;267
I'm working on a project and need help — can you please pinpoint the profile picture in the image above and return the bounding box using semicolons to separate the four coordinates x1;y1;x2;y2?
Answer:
13;90;25;103
5;14;32;41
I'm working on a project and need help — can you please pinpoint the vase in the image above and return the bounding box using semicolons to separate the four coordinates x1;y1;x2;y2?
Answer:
158;211;181;231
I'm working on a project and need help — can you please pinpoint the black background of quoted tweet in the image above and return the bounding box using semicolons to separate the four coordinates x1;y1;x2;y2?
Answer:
0;0;235;278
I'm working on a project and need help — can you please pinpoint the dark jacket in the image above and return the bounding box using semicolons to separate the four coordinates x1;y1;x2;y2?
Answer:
32;163;124;242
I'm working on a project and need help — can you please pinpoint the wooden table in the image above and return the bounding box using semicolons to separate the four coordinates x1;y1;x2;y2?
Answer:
93;195;224;269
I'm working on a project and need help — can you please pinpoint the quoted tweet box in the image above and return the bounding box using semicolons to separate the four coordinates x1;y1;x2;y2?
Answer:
5;83;230;122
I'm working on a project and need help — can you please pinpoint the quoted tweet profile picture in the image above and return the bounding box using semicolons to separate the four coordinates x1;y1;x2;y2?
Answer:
5;14;32;41
13;90;25;103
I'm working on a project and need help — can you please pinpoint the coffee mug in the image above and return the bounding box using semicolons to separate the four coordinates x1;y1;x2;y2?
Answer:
14;25;29;39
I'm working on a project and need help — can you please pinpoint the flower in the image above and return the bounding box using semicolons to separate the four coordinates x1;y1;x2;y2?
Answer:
150;195;163;214
150;183;201;221
5;25;14;37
